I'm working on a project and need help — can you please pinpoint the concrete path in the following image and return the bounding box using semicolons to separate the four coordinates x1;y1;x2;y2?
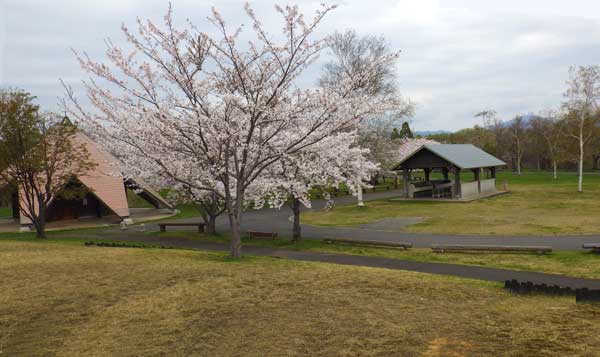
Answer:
135;189;600;251
99;235;600;290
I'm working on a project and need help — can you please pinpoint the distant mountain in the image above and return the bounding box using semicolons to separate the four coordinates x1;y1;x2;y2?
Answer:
415;114;543;135
496;113;545;128
414;130;451;136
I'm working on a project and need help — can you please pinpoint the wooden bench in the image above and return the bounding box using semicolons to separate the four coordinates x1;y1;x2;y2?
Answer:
583;243;600;252
324;238;412;249
158;222;205;233
371;185;391;192
245;231;278;240
431;244;552;255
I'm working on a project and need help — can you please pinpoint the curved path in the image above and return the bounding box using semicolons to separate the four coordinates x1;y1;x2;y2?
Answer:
94;237;600;290
156;189;600;251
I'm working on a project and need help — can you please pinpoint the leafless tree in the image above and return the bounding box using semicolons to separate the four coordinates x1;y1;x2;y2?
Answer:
534;110;565;179
563;65;600;192
509;116;527;176
320;29;414;179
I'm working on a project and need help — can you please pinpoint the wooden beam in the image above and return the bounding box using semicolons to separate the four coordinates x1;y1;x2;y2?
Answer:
453;167;461;198
424;168;431;182
474;169;481;193
402;168;410;198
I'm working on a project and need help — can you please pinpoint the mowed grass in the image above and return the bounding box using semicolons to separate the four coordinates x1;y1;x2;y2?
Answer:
305;245;600;280
302;171;600;235
2;241;600;356
0;207;11;219
142;232;600;280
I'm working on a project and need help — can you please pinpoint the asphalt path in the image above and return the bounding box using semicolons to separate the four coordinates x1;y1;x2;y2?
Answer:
96;236;600;290
149;189;600;251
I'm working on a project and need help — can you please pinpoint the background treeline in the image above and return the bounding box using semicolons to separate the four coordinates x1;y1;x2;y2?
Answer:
425;66;600;185
427;111;600;174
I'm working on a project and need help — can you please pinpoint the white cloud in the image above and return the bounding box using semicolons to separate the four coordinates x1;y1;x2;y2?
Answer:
0;1;6;83
3;0;600;131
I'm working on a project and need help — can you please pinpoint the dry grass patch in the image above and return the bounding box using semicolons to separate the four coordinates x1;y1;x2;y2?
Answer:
298;246;600;280
1;241;600;356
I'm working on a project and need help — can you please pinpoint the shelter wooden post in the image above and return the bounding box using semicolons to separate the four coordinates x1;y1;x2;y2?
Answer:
442;167;449;181
402;168;410;198
453;167;461;198
424;168;431;182
473;169;481;193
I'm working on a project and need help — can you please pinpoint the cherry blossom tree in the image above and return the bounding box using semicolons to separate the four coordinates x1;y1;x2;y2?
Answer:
67;3;401;257
253;131;378;241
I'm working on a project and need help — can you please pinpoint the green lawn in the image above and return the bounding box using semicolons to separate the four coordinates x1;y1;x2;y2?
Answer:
4;230;600;280
302;244;600;280
303;171;600;235
0;207;11;219
138;232;600;280
2;240;600;356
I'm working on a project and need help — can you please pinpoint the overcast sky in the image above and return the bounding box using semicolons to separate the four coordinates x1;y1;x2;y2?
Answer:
2;0;600;131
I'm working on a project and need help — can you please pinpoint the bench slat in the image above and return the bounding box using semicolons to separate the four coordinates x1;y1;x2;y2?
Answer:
159;223;204;226
245;231;278;239
583;243;600;250
431;244;552;254
159;222;205;233
324;238;411;249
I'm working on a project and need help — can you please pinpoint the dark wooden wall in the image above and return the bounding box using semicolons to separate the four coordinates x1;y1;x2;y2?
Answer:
399;149;450;169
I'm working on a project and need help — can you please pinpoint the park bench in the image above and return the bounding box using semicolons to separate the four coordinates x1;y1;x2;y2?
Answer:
324;238;412;249
583;243;600;252
431;244;552;255
371;184;391;192
158;222;205;233
245;231;278;240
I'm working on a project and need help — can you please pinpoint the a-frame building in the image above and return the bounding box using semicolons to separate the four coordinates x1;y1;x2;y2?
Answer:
11;131;172;230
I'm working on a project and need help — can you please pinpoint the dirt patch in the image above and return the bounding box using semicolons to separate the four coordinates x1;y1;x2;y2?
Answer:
422;337;474;356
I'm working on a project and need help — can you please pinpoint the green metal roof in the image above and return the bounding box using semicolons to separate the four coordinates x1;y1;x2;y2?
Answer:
398;144;506;170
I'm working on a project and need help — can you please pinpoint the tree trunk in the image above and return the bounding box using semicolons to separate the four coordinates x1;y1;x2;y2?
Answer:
36;195;46;238
292;198;301;242
228;210;242;258
553;160;558;180
578;129;584;192
206;214;217;235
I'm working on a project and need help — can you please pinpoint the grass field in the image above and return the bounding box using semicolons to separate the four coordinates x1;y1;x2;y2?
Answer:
302;171;600;235
3;230;600;280
2;240;600;356
139;232;600;280
0;207;11;218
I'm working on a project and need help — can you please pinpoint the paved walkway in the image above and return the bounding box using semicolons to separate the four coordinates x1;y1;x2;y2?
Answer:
98;235;600;290
134;189;600;251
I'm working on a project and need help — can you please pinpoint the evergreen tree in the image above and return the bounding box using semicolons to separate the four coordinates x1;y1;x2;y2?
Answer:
390;127;401;139
399;121;414;138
